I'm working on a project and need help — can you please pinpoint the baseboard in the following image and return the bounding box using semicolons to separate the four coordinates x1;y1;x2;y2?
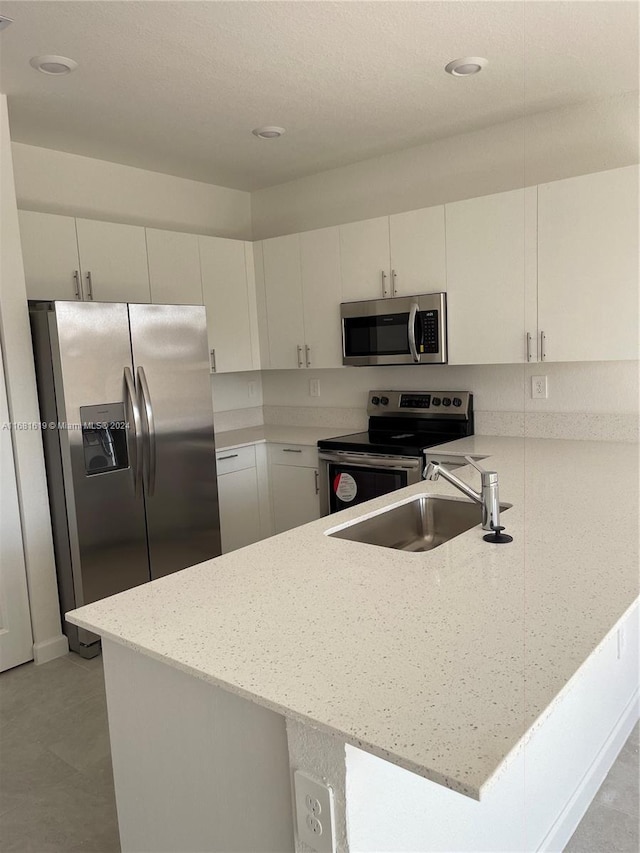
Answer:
33;633;69;664
538;687;640;853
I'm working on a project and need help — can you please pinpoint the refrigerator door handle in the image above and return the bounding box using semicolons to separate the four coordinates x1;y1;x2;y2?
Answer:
123;367;143;495
137;365;157;497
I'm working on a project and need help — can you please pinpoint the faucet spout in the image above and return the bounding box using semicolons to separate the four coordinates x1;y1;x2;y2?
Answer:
423;456;502;532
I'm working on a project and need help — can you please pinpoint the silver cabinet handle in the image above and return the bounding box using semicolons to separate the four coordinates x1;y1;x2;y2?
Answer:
540;331;546;361
282;448;302;453
408;302;420;363
526;332;533;362
217;453;239;461
381;270;389;297
73;270;82;300
305;344;311;367
391;269;397;297
314;469;320;495
137;366;157;497
297;344;304;368
85;271;93;300
123;367;143;495
210;349;216;372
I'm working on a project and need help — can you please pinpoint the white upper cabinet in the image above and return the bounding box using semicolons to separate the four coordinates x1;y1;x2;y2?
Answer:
339;217;391;301
19;210;83;301
445;187;537;365
262;234;305;369
146;229;203;305
300;227;343;369
389;206;446;296
537;165;639;363
199;236;258;373
75;218;151;303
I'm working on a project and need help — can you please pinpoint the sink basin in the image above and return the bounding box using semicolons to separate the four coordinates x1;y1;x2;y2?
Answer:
327;494;511;553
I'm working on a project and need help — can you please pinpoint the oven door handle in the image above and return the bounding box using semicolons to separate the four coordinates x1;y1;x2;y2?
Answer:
408;303;420;363
318;451;421;470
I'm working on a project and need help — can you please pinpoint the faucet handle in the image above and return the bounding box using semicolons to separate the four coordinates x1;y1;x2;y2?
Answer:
464;455;497;482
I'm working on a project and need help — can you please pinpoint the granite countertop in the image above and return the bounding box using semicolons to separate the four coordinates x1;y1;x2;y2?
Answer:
215;424;350;450
67;436;639;800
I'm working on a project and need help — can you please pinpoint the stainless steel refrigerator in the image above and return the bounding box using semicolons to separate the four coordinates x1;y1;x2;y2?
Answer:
30;301;221;657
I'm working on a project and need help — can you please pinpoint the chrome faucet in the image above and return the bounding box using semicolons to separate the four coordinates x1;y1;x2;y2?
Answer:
423;455;502;532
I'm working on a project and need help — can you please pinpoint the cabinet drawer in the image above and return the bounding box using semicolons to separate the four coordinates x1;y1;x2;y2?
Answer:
216;444;256;475
268;443;318;468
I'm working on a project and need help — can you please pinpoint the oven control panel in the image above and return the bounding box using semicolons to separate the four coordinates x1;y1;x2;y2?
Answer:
367;390;471;417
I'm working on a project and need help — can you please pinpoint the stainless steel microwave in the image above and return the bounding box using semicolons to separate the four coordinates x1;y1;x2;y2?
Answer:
341;293;447;366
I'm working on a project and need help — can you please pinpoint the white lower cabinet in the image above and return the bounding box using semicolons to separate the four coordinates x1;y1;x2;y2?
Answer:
268;444;320;534
216;446;262;553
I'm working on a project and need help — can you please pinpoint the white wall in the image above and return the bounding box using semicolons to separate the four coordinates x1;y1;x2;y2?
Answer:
251;94;639;239
0;95;68;663
12;142;252;239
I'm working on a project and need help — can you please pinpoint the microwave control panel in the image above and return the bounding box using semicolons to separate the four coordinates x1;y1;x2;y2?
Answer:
420;310;439;354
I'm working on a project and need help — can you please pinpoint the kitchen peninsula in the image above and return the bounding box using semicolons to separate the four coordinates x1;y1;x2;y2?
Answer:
68;436;639;853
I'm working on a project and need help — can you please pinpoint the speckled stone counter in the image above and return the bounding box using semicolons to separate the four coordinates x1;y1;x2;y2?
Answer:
68;436;639;800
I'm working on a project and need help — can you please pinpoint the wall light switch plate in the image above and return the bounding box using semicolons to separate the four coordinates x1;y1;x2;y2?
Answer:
309;379;321;398
293;770;335;853
531;375;548;399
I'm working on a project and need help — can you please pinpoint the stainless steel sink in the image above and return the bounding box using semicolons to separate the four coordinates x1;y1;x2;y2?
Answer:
327;494;511;553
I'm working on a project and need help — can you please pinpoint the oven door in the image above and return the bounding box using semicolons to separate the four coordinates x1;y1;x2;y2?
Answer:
318;451;423;516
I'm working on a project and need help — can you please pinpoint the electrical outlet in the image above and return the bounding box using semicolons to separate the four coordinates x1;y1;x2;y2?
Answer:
531;375;548;399
293;771;335;853
309;379;321;398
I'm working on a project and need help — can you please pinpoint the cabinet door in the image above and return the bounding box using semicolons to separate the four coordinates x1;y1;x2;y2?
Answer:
538;165;639;362
445;188;537;365
389;206;446;296
200;236;255;373
262;234;305;369
18;210;82;301
339;217;391;301
300;227;343;369
271;464;319;534
218;467;262;553
76;218;151;303
146;229;203;305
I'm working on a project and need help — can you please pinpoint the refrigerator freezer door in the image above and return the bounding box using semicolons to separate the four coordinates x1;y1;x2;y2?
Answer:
49;302;151;609
128;304;221;578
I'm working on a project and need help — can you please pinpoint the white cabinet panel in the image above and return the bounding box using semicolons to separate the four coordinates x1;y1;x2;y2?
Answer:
389;206;446;296
146;229;203;305
200;236;256;373
538;165;639;362
270;464;319;534
262;234;305;369
217;466;261;553
76;218;151;303
300;227;343;369
18;210;82;301
339;217;391;301
446;188;537;365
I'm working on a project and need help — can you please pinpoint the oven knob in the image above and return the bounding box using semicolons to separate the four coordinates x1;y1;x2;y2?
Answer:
432;397;441;406
380;396;389;405
442;397;452;407
371;396;380;405
453;397;462;407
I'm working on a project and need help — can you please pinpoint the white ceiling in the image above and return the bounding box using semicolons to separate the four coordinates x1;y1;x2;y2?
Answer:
0;1;637;191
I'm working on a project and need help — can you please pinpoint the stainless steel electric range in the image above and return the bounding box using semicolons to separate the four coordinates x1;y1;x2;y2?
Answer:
317;390;474;515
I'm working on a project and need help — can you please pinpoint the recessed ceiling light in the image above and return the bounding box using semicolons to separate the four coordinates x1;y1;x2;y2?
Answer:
445;57;488;77
0;15;14;30
252;126;286;139
30;55;78;75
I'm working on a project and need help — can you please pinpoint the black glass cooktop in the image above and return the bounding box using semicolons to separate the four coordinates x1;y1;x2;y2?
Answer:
317;429;462;457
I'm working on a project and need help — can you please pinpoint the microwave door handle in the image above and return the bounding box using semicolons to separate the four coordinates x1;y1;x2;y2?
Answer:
408;303;420;363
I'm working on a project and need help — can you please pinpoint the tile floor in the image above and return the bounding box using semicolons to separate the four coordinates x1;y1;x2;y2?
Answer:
0;652;637;852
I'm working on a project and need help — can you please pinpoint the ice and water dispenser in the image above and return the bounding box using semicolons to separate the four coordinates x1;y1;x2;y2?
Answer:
80;403;129;475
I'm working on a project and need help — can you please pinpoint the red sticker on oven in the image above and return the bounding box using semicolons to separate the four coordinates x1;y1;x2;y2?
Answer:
333;472;357;502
